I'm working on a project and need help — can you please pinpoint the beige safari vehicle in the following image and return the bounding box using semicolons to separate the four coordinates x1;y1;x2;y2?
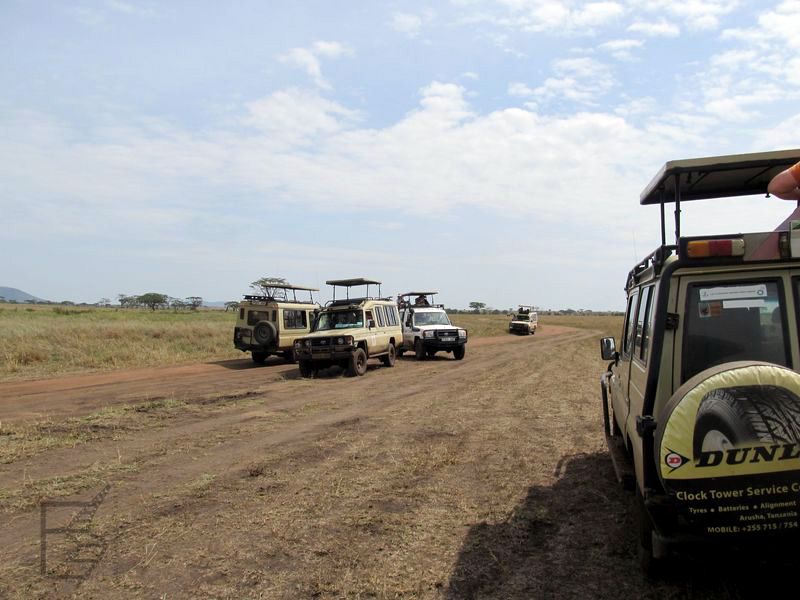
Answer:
233;284;320;364
599;150;800;573
293;278;402;377
509;305;538;335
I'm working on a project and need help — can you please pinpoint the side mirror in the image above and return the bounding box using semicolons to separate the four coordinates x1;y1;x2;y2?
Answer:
600;337;618;361
368;320;375;329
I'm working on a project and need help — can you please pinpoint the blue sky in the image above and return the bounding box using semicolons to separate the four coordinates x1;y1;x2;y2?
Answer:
3;0;800;310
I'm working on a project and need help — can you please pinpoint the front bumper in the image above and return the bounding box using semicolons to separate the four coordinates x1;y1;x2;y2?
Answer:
421;337;466;349
294;339;356;362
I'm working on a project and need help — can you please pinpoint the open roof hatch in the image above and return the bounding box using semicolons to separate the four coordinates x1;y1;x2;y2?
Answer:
640;149;800;246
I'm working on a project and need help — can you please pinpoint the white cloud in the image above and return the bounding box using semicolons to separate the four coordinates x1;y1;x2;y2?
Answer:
599;38;644;60
390;9;436;37
628;0;739;30
459;0;625;33
533;57;615;105
626;19;680;36
279;41;354;90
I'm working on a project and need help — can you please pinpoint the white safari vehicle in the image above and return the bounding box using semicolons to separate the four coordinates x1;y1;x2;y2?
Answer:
397;292;467;360
509;305;538;335
293;279;402;377
599;149;800;572
233;284;320;364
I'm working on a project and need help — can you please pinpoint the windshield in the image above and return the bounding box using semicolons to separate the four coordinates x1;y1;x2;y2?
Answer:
513;315;530;321
316;309;363;331
413;311;451;326
682;280;789;382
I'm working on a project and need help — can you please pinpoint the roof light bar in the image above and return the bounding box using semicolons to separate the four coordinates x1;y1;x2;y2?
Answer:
685;238;745;258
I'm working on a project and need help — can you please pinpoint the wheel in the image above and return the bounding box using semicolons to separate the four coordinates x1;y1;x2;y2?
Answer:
381;343;396;367
414;339;425;360
692;385;800;457
282;351;295;364
453;345;465;360
253;321;276;345
347;348;368;377
298;360;314;378
251;352;267;364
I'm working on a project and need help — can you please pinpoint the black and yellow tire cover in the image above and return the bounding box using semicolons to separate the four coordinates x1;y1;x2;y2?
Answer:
656;361;800;484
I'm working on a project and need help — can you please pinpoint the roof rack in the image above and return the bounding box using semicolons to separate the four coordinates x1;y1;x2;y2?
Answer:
242;283;319;304
640;149;800;246
326;278;384;302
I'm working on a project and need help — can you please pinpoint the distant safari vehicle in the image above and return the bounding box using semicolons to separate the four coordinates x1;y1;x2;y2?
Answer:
233;284;319;364
396;292;467;360
509;305;538;335
293;279;402;377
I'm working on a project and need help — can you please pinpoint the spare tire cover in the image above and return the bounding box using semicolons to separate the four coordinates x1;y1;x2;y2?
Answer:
253;321;276;345
655;361;800;536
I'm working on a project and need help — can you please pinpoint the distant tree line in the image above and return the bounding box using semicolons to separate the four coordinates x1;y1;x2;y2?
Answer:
117;294;203;311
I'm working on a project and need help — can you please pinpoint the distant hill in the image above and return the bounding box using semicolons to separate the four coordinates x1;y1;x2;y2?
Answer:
0;287;46;303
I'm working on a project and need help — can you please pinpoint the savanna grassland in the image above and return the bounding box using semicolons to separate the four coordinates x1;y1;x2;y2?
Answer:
0;303;620;382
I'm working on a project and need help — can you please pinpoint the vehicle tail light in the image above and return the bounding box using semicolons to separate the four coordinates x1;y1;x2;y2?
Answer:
686;238;745;258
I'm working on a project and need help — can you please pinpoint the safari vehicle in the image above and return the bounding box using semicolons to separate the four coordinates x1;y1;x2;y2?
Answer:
233;284;319;364
397;292;467;360
599;149;800;572
293;278;401;377
509;305;538;335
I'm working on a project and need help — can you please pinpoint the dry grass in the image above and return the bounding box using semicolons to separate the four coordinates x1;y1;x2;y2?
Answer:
0;305;620;382
0;304;240;381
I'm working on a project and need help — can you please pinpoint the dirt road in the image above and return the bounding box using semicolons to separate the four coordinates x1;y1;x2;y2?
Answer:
0;325;790;598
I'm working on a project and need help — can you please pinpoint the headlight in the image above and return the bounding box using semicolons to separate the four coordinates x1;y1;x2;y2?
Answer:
294;340;301;347
459;330;467;338
344;335;353;344
423;330;434;338
337;337;344;344
304;340;312;347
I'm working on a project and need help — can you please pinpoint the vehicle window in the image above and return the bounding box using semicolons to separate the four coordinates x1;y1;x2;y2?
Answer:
414;311;451;326
272;310;277;321
365;310;374;326
623;292;639;357
374;305;386;327
683;280;788;382
316;310;363;331
283;309;307;329
239;308;245;320
386;306;398;327
515;315;530;321
247;310;270;326
634;286;653;363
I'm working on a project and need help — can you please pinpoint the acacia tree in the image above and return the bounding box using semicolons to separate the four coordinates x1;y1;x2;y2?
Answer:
251;277;287;298
186;296;203;311
468;301;486;314
138;293;168;311
224;301;239;312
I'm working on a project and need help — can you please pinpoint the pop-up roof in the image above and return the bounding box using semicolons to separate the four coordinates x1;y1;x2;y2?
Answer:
398;291;438;297
325;278;384;302
639;149;800;245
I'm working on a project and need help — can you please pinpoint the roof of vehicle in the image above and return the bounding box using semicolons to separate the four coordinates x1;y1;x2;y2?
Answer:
326;278;382;287
398;291;438;297
640;149;800;205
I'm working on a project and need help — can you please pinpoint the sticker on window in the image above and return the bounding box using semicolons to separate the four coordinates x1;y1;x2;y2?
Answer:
699;285;767;302
722;299;766;309
698;301;722;319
